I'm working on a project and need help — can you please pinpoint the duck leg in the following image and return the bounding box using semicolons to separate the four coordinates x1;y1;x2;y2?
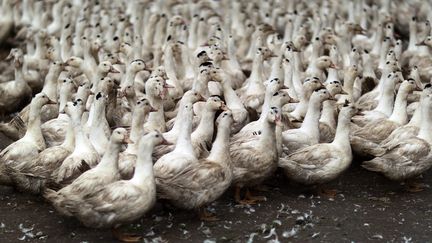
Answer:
234;185;257;205
198;207;219;221
404;180;428;192
244;188;267;202
111;227;142;243
316;186;338;198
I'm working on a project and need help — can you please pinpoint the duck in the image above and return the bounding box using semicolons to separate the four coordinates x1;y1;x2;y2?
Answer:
86;92;111;156
0;49;33;118
7;99;84;194
319;81;347;143
44;127;130;216
61;131;166;242
352;72;401;127
143;76;170;133
287;77;324;121
282;88;334;155
230;107;281;204
362;94;432;192
118;98;155;179
350;79;419;157
375;84;432;155
212;68;249;133
156;111;233;221
154;96;226;160
279;103;356;195
0;93;55;186
154;103;196;180
41;77;76;147
51;95;100;185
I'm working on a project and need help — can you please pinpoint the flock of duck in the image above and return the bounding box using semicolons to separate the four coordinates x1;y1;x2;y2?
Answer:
1;0;432;241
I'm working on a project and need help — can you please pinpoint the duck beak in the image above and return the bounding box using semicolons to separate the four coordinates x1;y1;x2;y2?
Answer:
290;97;299;103
47;98;57;105
414;85;423;91
150;106;158;112
123;135;133;144
161;138;173;145
329;63;340;69
109;66;120;73
5;52;13;61
328;95;338;101
222;54;229;61
220;102;228;111
416;40;426;46
198;94;205;101
163;83;174;88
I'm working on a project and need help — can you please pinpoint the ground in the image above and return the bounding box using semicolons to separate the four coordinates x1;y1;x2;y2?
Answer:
1;151;431;243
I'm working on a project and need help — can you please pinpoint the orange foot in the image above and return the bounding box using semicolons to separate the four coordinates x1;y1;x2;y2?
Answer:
405;182;428;193
198;207;219;221
111;228;142;243
317;188;338;198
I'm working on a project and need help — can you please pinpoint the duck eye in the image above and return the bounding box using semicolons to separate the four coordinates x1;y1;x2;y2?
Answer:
155;134;159;138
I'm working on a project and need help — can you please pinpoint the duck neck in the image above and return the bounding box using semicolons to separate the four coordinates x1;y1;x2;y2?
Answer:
58;87;72;113
192;106;216;141
418;102;432;143
375;83;395;116
130;109;146;143
408;98;423;126
97;139;121;170
131;141;155;186
34;35;46;59
332;113;351;147
388;87;409;124
343;72;356;95
207;124;231;163
192;74;210;99
222;80;243;109
319;100;337;128
259;119;276;149
261;88;277;117
250;54;264;84
72;115;92;151
173;109;194;155
61;116;75;150
300;96;322;139
408;20;418;51
25;102;44;142
41;65;61;100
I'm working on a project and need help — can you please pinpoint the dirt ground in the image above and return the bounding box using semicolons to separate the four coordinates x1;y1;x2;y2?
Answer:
1;126;431;243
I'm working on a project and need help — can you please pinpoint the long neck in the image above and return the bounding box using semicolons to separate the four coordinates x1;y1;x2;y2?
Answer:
131;141;155;186
222;81;243;109
261;88;276;117
374;83;395;116
73;115;93;151
192;74;209;98
300;97;322;137
90;101;106;128
130;109;146;143
418;103;432;143
192;106;216;140
408;20;418;51
173;109;194;154
97;139;121;170
388;87;409;124
25;103;43;141
207;124;231;162
408;98;424;126
41;66;60;100
332;114;351;146
58;88;72;112
319;100;337;128
250;54;264;84
61;116;75;149
259;119;276;149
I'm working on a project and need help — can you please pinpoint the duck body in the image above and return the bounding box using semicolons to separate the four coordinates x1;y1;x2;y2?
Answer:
279;105;355;185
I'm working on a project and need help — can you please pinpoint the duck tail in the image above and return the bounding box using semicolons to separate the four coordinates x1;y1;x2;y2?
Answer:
361;158;385;172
